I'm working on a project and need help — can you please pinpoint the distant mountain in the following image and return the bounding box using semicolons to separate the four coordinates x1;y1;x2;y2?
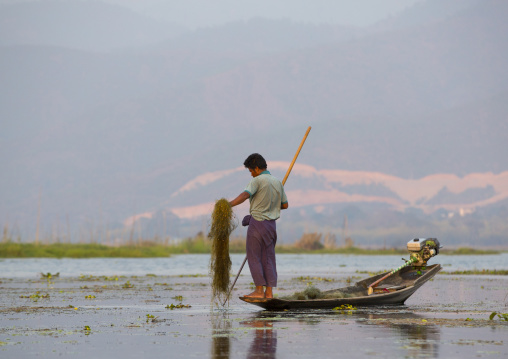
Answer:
1;0;507;245
129;164;508;246
164;162;508;218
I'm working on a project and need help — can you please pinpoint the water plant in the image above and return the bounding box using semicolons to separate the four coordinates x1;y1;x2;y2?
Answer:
83;325;91;335
40;272;59;279
293;276;335;282
165;303;191;310
489;312;508;321
208;198;236;304
332;304;357;313
281;286;357;300
78;274;100;281
122;281;134;289
19;291;50;301
282;286;324;300
441;269;508;275
146;314;156;323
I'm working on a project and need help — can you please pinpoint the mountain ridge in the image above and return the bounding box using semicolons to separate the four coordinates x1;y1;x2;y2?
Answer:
1;0;507;244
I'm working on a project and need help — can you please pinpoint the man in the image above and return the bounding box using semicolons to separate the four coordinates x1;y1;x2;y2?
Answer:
229;153;288;298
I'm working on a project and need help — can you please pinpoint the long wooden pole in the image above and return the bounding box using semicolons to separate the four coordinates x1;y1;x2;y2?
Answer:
281;126;312;186
222;126;312;306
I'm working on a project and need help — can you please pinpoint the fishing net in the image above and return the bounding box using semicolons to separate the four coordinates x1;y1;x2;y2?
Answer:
209;198;237;304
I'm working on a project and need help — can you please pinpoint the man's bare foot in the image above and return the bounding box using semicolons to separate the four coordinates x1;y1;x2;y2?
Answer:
244;291;265;298
244;286;265;298
265;287;273;298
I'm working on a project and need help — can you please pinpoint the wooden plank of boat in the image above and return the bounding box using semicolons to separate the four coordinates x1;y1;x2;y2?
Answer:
240;264;442;311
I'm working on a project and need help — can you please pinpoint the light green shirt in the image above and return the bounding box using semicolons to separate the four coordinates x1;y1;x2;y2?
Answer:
244;171;288;221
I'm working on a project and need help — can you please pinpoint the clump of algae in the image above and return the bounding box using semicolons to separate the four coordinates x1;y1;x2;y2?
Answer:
209;198;237;304
281;286;353;300
281;286;325;300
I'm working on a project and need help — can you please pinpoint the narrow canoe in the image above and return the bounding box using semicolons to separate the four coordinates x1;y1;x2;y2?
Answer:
240;263;442;311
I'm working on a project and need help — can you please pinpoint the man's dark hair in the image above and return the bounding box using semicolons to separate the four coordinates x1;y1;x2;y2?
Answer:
243;153;267;170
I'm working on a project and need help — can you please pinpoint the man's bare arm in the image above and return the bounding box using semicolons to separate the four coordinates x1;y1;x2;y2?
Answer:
281;202;288;210
229;191;250;207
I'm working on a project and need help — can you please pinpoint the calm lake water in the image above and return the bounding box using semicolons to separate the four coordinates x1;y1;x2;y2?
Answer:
1;253;507;358
1;253;507;278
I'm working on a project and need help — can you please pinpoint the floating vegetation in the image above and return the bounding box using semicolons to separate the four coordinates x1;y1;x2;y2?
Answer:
146;314;156;323
489;312;508;321
84;295;96;299
293;276;336;282
78;274;99;281
154;282;172;289
19;291;50;301
356;270;386;276
208;198;237;304
172;295;184;301
40;272;59;279
441;269;508;275
441;247;500;255
166;303;192;310
122;281;134;289
332;304;357;313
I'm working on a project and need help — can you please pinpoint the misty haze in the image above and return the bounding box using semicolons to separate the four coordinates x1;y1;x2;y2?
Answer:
1;0;507;248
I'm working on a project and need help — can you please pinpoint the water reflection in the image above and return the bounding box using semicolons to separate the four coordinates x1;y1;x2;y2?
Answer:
361;312;440;358
241;316;278;359
211;311;231;359
244;309;440;359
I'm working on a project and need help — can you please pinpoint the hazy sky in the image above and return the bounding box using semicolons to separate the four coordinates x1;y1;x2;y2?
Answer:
107;0;424;27
1;0;424;28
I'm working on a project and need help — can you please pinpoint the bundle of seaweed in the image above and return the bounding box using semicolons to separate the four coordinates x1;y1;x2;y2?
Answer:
209;198;237;304
281;286;355;300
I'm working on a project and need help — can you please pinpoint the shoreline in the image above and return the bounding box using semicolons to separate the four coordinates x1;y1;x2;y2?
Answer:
1;242;505;258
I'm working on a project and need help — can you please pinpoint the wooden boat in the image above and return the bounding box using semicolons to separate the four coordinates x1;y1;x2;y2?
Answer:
240;263;441;311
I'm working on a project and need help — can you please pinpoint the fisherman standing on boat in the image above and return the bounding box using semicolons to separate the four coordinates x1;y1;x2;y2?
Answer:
229;153;288;298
